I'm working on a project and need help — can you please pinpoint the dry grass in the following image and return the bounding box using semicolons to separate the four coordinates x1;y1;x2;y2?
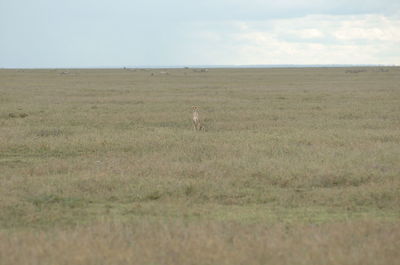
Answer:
0;67;399;264
1;221;399;265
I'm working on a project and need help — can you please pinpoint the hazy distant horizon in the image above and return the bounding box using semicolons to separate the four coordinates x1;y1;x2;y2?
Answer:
1;64;397;70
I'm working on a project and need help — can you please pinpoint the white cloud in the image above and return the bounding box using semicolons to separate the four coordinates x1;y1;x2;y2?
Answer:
333;15;400;41
296;29;325;39
187;14;400;65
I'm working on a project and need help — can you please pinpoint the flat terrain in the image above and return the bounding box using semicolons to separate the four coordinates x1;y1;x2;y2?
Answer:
0;67;399;264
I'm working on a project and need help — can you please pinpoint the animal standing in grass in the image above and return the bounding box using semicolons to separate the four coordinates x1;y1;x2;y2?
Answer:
192;106;204;131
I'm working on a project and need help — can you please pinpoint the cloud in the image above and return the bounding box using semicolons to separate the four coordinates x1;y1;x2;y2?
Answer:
173;0;400;20
333;15;400;42
289;29;325;39
186;14;400;65
1;0;399;67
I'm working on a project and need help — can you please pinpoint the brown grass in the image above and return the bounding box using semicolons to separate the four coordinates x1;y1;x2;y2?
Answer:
0;67;399;264
1;221;399;265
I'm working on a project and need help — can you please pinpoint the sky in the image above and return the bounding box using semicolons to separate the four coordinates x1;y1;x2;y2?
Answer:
1;0;399;68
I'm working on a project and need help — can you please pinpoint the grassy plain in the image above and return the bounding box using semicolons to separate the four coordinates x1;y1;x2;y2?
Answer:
0;67;399;264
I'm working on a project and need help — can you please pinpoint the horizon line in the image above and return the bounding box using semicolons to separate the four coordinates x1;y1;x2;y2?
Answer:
1;64;397;70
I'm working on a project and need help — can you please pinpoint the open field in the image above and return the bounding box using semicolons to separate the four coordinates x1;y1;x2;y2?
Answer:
1;67;399;264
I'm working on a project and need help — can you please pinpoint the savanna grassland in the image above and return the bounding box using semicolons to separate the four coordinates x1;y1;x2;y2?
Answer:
0;67;399;264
